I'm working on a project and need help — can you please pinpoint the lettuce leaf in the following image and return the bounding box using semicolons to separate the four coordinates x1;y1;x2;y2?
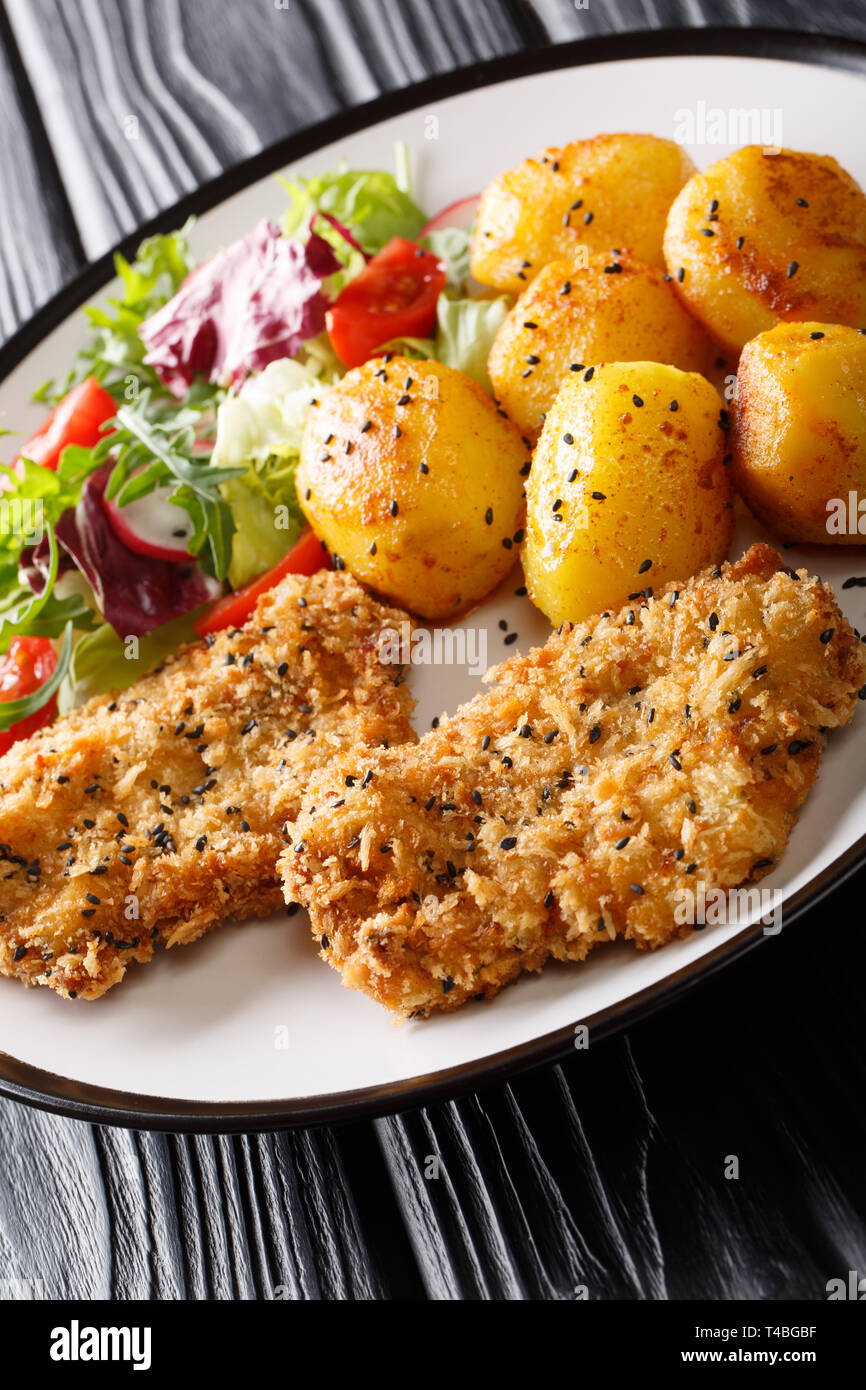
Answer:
433;295;512;391
211;358;323;588
281;155;427;258
59;610;201;712
140;220;334;397
422;226;472;293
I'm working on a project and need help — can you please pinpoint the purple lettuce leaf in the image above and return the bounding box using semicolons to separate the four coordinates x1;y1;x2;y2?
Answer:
55;465;220;637
139;219;335;396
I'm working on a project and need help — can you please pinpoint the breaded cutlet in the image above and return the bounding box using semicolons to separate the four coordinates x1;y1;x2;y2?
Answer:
0;570;414;999
281;545;866;1019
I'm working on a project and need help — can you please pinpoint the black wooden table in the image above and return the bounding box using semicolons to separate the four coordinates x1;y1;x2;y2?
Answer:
1;0;865;1302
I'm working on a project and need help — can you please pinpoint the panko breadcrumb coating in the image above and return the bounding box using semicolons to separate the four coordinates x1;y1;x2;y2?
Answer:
281;546;866;1019
0;570;414;1000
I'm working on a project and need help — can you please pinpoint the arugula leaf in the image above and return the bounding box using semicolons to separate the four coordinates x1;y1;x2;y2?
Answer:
0;621;73;730
36;225;204;408
0;523;61;647
0;460;81;562
93;391;246;580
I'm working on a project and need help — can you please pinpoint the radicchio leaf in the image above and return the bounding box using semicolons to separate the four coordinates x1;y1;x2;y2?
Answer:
139;219;334;396
55;465;220;637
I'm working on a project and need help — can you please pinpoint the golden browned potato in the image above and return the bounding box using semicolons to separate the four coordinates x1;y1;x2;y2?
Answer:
732;321;866;543
470;134;696;295
297;356;528;620
488;253;714;439
522;362;733;625
664;146;866;355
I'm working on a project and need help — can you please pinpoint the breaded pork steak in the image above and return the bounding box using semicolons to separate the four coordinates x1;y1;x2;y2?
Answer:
0;570;414;999
281;546;866;1019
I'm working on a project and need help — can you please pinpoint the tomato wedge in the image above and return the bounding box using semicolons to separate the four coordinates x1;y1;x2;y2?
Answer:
0;637;59;755
15;376;116;473
326;237;447;368
194;527;331;637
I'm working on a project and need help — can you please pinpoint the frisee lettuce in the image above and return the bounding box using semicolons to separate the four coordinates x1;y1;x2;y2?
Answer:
281;145;427;261
211;358;324;588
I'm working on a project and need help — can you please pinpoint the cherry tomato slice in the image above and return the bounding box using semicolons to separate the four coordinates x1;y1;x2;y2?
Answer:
194;527;331;637
326;237;447;368
15;376;117;473
0;637;59;755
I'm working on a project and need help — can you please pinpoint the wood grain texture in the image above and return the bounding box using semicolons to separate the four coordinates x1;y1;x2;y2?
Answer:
1;0;866;1303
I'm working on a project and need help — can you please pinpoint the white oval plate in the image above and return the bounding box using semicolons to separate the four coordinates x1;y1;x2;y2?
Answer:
2;31;866;1128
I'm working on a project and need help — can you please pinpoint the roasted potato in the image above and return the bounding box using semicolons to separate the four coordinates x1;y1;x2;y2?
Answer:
471;134;696;294
664;146;866;355
732;321;866;544
523;362;733;625
488;253;714;439
297;357;528;620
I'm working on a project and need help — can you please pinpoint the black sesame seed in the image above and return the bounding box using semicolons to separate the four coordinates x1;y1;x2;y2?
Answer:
787;739;813;755
632;394;644;408
499;835;517;850
820;628;834;644
787;260;799;278
615;836;630;850
589;725;601;744
638;559;652;575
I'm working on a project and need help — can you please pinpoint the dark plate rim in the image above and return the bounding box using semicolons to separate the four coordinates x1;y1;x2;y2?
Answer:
1;24;866;1132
